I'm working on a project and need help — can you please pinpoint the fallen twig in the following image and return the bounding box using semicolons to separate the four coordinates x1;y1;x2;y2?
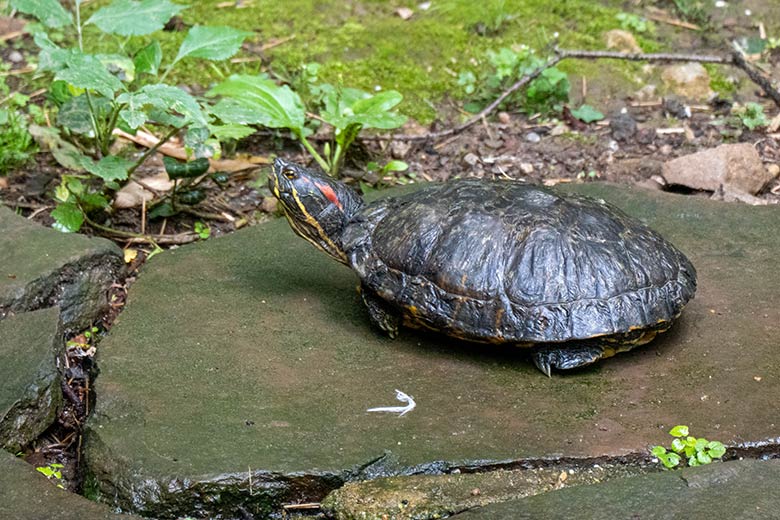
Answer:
361;46;780;143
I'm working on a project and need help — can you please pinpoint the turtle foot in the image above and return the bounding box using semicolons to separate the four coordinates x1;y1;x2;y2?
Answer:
530;345;605;377
361;285;400;338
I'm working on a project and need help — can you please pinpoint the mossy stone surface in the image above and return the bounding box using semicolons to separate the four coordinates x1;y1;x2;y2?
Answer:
0;450;142;520
451;460;780;519
86;184;780;517
0;307;63;452
0;205;124;332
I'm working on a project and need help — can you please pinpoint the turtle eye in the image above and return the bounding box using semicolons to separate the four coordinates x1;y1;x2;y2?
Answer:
283;168;297;180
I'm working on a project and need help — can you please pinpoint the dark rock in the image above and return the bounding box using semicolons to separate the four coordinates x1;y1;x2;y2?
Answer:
0;206;124;332
451;460;780;519
609;112;637;142
0;308;62;452
0;451;142;520
663;97;691;119
86;185;780;517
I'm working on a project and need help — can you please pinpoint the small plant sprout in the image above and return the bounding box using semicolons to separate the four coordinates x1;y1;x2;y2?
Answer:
194;221;211;240
36;463;66;489
734;102;768;130
651;425;726;469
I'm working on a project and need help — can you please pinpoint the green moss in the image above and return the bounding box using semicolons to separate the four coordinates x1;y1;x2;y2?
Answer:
75;0;663;123
703;63;738;96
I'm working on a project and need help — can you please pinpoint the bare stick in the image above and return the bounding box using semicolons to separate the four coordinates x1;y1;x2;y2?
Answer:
361;46;780;143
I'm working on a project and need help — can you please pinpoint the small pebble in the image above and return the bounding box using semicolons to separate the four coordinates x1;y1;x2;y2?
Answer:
497;111;511;124
608;140;619;152
462;152;480;166
8;51;24;63
525;132;541;143
470;488;481;496
519;162;534;174
767;164;780;178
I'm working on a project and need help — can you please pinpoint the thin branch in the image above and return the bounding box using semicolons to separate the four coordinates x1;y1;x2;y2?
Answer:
361;46;780;143
362;54;564;142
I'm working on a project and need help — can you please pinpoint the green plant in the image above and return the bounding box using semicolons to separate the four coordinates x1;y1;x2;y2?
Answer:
671;0;709;27
461;45;570;115
472;0;514;36
194;221;210;239
208;76;407;178
734;102;768;130
651;425;726;469
14;0;251;232
36;463;65;489
0;72;37;174
616;12;654;34
570;104;604;123
146;157;218;220
366;160;409;177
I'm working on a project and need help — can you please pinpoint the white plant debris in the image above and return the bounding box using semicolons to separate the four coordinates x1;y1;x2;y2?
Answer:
367;389;416;416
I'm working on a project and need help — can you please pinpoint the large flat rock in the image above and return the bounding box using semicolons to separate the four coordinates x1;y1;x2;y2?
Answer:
0;307;63;452
0;450;142;520
451;459;780;519
85;184;780;517
0;205;124;331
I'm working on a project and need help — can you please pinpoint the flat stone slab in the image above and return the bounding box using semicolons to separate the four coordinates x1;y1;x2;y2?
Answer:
0;205;124;331
0;307;62;452
86;184;780;517
0;450;142;520
451;459;780;519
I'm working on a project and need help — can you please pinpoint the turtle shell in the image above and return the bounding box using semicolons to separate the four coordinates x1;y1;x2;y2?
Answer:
342;179;696;344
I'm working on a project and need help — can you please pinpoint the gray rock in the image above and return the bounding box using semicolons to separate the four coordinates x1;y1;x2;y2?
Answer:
662;143;774;195
451;460;780;519
323;464;649;520
0;451;142;520
0;308;62;452
661;62;713;100
609;112;637;141
0;205;124;332
85;184;780;518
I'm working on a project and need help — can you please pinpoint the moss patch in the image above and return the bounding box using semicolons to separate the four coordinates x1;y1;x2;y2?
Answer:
77;0;656;122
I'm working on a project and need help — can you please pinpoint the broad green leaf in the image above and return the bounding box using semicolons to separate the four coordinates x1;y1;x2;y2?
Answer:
697;451;712;465
321;87;406;131
384;160;409;173
208;123;255;141
27;124;89;171
51;202;84;232
694;438;708;451
334;122;362;151
11;0;72;27
57;95;112;136
665;452;681;468
688;456;700;467
174;26;253;62
134;41;162;76
707;442;726;459
148;202;177;219
163;156;209;179
650;446;667;457
117;84;207;129
671;438;685;453
33;32;73;72
669;425;689;437
81;156;134;182
87;0;185;36
208;75;306;133
97;54;135;82
55;52;124;99
79;193;110;212
570;104;605;123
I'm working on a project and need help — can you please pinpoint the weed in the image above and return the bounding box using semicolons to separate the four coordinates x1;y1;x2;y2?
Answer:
36;463;65;489
651;425;726;469
460;45;569;116
734;102;768;131
13;0;251;232
616;12;654;34
208;76;406;178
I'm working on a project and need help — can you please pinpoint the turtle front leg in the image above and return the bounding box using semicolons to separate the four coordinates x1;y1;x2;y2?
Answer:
530;344;606;377
360;285;401;339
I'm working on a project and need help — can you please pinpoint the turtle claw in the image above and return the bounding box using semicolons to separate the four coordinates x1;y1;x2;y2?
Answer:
531;353;553;378
530;345;606;376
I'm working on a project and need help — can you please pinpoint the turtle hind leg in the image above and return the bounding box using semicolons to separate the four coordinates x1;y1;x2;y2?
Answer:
530;344;607;377
360;285;400;339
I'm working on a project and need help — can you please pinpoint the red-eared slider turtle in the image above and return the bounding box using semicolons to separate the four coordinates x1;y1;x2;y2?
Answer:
269;158;697;376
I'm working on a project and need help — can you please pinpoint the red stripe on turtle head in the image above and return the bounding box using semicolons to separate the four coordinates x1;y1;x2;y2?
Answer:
314;181;344;211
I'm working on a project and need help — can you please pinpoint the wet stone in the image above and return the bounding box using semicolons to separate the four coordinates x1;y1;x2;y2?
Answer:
450;460;780;519
86;184;780;517
0;450;142;520
0;206;124;331
0;307;62;452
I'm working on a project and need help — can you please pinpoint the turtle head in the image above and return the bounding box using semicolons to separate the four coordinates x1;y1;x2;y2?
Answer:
269;158;364;264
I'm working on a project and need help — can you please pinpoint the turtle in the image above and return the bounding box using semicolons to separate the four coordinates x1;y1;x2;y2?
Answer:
269;158;697;376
